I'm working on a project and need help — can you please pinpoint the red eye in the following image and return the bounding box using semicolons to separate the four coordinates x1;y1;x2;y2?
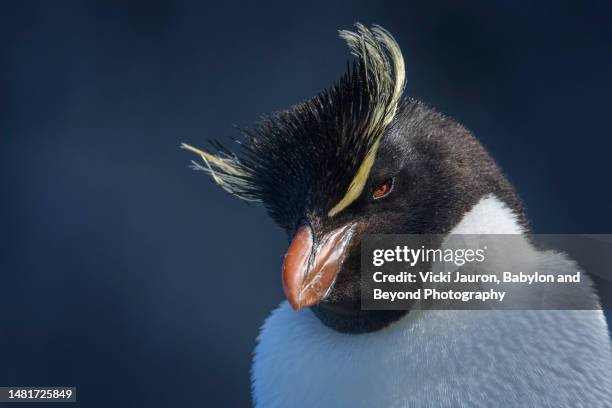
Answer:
372;178;394;199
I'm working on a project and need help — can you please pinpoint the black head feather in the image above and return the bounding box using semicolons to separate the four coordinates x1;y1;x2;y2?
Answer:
182;23;406;232
183;23;529;333
240;62;380;229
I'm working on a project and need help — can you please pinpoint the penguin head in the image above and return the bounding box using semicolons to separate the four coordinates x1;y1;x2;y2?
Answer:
183;24;525;333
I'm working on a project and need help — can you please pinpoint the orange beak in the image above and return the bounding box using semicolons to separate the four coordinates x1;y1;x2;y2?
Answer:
282;223;354;310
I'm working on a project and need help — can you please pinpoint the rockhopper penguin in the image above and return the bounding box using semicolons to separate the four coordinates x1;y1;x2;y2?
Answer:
183;24;612;407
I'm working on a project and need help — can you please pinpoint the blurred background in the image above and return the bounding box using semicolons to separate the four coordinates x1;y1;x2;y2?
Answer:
2;1;612;406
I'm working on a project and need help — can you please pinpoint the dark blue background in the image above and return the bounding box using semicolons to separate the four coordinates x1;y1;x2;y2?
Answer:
2;1;611;406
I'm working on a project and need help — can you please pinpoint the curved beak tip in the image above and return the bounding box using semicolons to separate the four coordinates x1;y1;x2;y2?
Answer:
289;300;302;311
282;223;354;311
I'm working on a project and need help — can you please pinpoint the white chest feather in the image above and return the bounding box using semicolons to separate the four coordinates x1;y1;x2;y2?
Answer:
252;196;612;407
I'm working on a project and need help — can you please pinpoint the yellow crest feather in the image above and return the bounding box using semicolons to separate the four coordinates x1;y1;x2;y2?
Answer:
180;143;259;202
328;24;405;217
181;23;405;212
